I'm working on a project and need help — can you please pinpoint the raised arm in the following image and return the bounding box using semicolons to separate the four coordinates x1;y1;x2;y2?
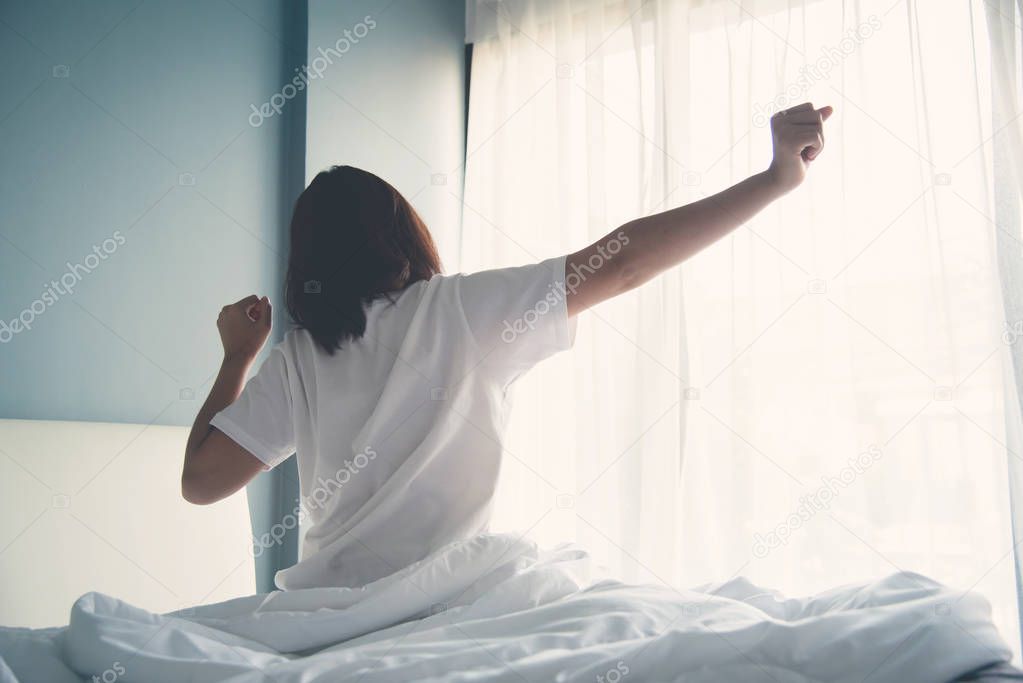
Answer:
566;102;833;316
181;295;272;504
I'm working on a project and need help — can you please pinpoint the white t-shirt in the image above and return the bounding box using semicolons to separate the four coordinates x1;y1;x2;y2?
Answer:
210;256;576;590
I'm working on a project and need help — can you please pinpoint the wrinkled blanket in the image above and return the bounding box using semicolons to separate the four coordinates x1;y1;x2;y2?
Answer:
0;533;1012;682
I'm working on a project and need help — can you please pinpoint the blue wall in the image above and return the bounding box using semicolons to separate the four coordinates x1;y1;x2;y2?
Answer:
0;0;302;426
0;0;465;591
306;0;466;264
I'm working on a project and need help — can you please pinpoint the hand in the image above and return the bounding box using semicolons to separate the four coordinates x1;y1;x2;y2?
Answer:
766;102;833;194
217;295;272;363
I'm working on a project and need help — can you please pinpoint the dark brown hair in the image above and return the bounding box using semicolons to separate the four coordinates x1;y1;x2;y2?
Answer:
285;165;442;354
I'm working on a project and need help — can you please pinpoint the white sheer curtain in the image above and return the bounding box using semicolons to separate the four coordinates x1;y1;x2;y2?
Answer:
460;0;1020;657
986;0;1023;657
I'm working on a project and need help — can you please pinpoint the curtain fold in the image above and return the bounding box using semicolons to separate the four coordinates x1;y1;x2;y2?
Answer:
985;0;1023;658
463;0;1020;658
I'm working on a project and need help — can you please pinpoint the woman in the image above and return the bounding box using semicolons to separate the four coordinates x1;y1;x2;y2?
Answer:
181;102;832;590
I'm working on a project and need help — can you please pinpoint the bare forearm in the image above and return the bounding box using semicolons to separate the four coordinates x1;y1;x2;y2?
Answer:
622;170;781;283
184;355;252;461
181;296;273;505
566;170;784;315
565;101;832;315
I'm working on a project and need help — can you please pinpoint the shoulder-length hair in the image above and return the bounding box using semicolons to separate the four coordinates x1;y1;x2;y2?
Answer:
285;165;442;354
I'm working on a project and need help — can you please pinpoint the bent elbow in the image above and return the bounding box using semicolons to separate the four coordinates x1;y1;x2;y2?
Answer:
181;470;219;506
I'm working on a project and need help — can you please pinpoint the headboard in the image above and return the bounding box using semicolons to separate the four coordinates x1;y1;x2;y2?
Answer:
0;418;256;628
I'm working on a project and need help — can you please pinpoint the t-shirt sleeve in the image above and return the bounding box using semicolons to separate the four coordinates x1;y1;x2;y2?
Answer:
209;345;295;470
456;255;577;380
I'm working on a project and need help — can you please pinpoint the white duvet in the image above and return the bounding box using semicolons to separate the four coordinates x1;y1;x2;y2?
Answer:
0;532;1013;682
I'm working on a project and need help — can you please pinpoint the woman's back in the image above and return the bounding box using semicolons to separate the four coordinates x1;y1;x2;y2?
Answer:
210;256;575;589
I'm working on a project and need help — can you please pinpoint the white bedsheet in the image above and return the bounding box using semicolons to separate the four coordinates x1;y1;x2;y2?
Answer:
0;532;1013;682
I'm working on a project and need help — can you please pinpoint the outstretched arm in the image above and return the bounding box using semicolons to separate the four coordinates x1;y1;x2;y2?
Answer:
566;102;833;316
181;295;272;505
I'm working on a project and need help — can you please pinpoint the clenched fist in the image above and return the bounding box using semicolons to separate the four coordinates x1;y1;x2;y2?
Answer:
767;102;834;193
217;295;272;363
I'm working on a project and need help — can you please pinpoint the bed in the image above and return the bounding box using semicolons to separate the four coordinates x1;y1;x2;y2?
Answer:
1;419;1019;682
